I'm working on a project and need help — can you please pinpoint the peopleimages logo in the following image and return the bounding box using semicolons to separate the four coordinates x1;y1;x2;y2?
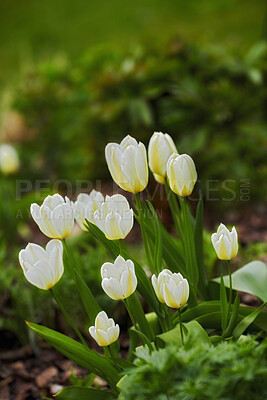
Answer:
14;178;251;220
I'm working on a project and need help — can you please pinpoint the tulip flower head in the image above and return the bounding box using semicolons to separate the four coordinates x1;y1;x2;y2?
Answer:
148;132;178;183
0;143;19;175
73;190;104;230
101;255;137;300
19;240;64;290
211;224;238;260
105;135;148;193
94;194;134;240
152;269;189;309
31;194;74;239
166;153;197;197
89;311;120;347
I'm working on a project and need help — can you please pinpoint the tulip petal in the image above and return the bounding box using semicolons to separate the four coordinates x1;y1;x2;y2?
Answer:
102;277;124;300
104;212;123;240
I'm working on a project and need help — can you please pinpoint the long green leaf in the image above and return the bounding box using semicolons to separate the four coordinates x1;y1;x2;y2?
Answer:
232;301;267;339
134;194;154;271
26;322;120;386
126;292;153;340
175;301;267;333
180;197;199;299
146;200;163;275
135;212;185;274
75;270;102;324
213;261;267;302
222;294;240;338
56;386;117;400
194;195;208;299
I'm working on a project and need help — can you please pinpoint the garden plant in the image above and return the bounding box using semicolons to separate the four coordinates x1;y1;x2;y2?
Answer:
18;132;267;399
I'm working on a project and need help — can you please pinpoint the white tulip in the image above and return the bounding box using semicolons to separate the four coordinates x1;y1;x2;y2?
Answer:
19;240;64;290
148;132;178;182
0;144;19;175
211;224;238;260
152;269;189;309
105;135;148;193
89;311;120;347
166;153;197;197
94;194;134;240
101;255;137;300
73;190;104;230
31;194;74;239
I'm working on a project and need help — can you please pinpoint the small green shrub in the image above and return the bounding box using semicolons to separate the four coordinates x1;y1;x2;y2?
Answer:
119;338;267;400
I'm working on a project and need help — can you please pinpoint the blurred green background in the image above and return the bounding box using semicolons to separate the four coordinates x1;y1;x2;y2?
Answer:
0;0;266;88
0;0;266;347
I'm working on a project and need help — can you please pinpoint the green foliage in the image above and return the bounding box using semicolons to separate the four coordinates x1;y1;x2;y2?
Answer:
118;338;267;400
12;41;267;203
213;261;267;302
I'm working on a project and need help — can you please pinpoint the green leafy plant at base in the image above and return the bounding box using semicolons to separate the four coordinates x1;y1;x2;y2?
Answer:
118;338;267;400
17;130;267;399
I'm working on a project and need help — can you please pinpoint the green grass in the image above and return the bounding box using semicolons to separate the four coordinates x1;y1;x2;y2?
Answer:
0;0;266;89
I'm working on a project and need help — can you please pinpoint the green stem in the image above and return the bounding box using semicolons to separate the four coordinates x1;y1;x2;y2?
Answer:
50;288;88;347
227;260;233;322
178;308;184;345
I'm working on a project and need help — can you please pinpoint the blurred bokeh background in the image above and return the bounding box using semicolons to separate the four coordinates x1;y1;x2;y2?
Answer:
0;0;266;385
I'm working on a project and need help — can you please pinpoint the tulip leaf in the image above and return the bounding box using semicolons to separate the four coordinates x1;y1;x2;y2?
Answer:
74;270;102;324
130;328;154;352
222;294;240;338
135;212;185;274
146;200;163;275
55;386;117;400
220;275;228;331
232;301;267;340
126;293;153;340
110;357;135;370
134;195;154;272
174;301;267;333
180;197;199;298
26;322;120;387
156;320;211;348
194;195;208;299
213;261;267;302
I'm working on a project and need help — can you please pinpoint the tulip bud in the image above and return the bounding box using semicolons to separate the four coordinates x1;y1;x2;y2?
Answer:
105;135;148;194
166;153;197;197
73;190;104;231
101;255;137;300
152;269;189;309
0;144;19;175
148;132;177;182
89;311;120;347
19;240;64;290
30;194;74;239
94;194;134;240
211;223;238;260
